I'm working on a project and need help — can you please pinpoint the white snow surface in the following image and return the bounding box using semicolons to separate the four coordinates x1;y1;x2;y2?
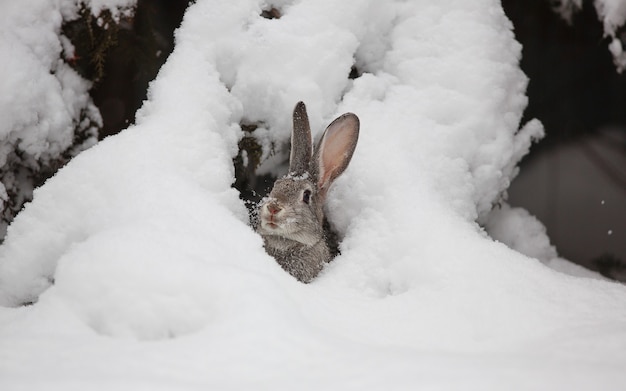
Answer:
1;0;626;390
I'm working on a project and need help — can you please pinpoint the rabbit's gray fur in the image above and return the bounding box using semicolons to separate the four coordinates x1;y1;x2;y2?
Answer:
257;102;359;282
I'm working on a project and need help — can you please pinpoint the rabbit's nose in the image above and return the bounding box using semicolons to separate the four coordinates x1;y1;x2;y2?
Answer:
267;203;282;215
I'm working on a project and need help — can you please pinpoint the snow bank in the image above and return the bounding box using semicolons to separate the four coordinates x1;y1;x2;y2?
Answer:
1;0;626;389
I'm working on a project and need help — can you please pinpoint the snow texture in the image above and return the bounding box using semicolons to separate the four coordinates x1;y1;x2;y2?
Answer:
1;0;626;390
0;2;92;164
0;0;135;236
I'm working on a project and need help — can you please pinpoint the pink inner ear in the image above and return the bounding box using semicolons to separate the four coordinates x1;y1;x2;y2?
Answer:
323;126;353;162
318;116;358;191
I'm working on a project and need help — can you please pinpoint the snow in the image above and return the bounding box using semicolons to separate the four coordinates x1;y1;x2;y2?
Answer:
484;203;558;263
0;1;87;167
1;0;626;390
594;0;626;35
593;0;626;71
0;0;133;236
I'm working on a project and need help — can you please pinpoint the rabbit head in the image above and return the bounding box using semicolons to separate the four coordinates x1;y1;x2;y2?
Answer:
257;101;359;280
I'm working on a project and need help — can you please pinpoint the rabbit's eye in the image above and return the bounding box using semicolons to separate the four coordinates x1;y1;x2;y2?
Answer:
302;189;312;204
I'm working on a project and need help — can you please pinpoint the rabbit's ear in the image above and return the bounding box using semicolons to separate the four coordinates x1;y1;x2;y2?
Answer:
289;101;313;175
314;112;359;200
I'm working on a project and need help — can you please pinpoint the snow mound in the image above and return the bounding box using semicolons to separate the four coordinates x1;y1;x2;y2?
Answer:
1;0;626;389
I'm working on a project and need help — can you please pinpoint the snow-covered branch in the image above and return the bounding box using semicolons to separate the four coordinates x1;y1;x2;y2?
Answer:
551;0;626;71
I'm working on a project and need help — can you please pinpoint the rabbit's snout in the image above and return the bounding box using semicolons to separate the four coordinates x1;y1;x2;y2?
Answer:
260;200;284;229
266;202;282;215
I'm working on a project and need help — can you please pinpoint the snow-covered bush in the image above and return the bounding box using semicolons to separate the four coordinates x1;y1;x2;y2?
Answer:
0;0;136;238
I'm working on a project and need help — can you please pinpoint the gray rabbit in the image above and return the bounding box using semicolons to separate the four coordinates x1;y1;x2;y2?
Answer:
257;101;359;282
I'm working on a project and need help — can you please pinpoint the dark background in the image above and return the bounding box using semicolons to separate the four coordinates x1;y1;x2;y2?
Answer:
502;0;626;277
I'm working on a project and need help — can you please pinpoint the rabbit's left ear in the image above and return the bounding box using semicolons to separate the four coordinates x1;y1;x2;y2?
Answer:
313;112;359;200
289;101;313;175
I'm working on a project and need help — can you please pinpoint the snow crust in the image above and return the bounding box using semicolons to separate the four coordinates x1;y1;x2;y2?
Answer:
1;0;626;389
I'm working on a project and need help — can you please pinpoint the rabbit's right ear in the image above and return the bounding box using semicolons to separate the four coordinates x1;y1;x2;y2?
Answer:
313;112;359;201
289;101;313;175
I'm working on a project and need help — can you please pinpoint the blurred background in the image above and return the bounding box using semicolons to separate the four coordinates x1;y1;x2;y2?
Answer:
502;0;626;277
71;0;625;277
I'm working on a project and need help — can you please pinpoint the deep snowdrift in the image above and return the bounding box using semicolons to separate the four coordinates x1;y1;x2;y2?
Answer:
1;0;625;390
